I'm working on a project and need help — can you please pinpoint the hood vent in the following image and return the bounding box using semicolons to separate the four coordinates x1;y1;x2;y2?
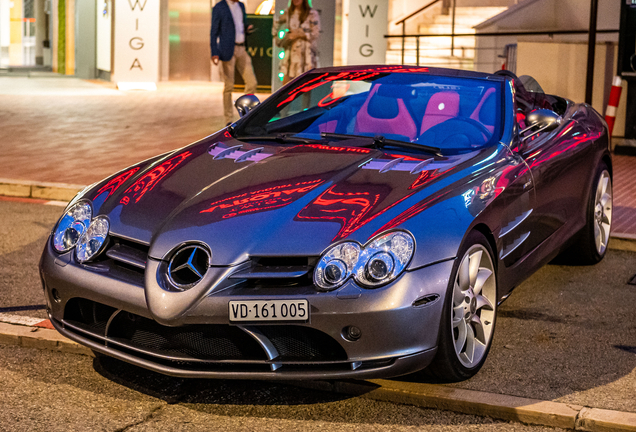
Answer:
208;142;272;163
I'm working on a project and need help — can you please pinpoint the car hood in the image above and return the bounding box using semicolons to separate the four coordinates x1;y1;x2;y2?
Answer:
87;133;488;266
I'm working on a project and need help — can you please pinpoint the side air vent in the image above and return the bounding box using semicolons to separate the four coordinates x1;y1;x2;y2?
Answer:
229;256;318;285
105;236;149;273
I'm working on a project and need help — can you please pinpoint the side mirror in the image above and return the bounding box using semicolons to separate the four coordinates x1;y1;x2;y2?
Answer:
520;109;561;141
235;94;260;117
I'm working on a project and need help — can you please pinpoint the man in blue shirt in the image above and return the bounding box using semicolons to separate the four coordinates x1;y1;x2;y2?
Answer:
210;0;258;124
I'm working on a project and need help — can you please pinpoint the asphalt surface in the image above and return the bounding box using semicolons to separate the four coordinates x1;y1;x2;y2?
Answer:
0;344;563;432
0;198;635;418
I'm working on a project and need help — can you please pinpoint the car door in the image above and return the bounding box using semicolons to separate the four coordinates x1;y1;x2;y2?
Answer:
515;91;593;255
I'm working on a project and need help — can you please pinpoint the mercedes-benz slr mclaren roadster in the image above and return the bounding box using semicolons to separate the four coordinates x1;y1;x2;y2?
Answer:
40;66;612;381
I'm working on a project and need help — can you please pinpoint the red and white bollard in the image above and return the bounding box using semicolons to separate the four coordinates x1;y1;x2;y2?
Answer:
605;76;623;136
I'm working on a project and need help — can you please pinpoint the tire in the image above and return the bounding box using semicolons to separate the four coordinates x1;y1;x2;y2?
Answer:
426;230;498;382
560;162;612;265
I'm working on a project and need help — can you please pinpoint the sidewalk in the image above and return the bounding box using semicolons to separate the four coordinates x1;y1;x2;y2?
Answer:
0;76;269;186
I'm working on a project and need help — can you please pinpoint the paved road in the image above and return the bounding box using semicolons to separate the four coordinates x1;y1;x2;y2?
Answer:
0;197;635;417
0;345;562;432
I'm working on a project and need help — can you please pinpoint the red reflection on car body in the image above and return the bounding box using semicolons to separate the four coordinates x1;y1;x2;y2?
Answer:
296;184;384;241
93;167;140;200
276;71;384;108
373;190;453;236
119;151;192;205
301;144;372;154
199;179;324;221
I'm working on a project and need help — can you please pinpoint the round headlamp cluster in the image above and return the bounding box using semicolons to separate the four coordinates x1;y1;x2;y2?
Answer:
314;231;415;290
53;201;110;263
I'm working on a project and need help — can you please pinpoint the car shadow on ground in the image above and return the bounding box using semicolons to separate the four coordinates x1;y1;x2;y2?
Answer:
93;354;353;406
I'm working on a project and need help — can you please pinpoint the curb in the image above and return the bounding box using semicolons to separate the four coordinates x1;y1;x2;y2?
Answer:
288;380;636;431
0;319;634;431
0;321;92;357
0;178;84;202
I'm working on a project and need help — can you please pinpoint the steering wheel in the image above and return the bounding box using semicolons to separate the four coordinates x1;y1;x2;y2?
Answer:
417;117;492;149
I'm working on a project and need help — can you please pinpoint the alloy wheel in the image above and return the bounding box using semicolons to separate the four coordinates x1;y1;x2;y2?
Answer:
594;170;612;256
451;244;496;368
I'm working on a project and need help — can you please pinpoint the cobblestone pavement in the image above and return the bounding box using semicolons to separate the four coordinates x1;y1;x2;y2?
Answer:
0;77;268;185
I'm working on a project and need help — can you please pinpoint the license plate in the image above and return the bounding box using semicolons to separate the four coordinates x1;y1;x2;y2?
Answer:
229;300;309;323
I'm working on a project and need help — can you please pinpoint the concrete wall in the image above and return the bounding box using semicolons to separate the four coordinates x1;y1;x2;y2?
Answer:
516;41;626;136
75;0;96;78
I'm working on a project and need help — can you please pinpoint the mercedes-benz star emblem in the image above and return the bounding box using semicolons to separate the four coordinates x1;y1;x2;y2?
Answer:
167;245;210;290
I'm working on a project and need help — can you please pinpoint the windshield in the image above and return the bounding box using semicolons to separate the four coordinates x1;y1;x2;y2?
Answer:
236;70;503;154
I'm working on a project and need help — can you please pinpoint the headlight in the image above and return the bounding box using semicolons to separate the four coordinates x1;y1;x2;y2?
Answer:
354;231;414;287
53;201;92;252
314;231;415;290
75;216;110;263
314;242;361;291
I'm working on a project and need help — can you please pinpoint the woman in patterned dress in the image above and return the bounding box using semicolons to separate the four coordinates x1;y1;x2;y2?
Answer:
275;0;321;84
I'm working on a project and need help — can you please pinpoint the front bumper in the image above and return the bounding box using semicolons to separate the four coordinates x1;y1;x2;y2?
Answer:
40;239;454;379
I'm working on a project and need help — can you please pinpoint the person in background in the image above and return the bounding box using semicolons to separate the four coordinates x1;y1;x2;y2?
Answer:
275;0;321;84
210;0;258;124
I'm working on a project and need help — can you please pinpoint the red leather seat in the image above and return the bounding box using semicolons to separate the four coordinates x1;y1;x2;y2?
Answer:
354;85;417;141
420;91;460;135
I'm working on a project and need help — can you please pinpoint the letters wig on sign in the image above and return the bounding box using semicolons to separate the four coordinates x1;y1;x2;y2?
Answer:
345;0;388;65
114;0;160;88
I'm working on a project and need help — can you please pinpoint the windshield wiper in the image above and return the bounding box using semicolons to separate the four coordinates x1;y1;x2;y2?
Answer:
321;133;442;156
235;134;323;144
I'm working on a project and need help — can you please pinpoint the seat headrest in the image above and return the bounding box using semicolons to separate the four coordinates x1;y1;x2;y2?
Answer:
425;91;460;116
368;94;400;119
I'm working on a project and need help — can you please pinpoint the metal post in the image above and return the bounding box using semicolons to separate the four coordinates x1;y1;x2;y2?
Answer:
402;22;406;64
585;0;599;105
450;0;456;56
416;37;420;66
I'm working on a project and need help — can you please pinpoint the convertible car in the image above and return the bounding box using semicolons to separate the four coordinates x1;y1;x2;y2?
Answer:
40;65;612;381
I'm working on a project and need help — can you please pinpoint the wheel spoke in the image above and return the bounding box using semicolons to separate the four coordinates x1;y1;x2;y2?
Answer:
454;319;467;354
473;268;492;295
453;281;465;306
453;305;465;327
458;256;471;291
470;314;486;343
468;250;482;288
600;175;609;197
600;193;611;208
601;222;610;248
473;339;487;364
475;294;493;311
601;214;611;226
464;324;476;363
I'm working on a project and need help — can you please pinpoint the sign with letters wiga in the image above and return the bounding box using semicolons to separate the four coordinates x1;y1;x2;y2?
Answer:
114;0;160;85
345;0;388;65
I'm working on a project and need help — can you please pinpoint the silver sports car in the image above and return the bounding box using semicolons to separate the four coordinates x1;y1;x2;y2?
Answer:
40;66;612;381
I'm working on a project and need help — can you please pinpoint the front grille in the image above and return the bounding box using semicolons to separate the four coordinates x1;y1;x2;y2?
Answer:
64;298;116;336
61;298;353;372
257;326;347;361
107;312;265;360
